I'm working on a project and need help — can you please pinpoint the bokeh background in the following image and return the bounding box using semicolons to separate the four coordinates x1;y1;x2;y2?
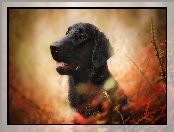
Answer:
7;8;167;126
8;8;167;125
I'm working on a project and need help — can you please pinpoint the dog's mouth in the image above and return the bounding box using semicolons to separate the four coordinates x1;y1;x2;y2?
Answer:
55;61;79;71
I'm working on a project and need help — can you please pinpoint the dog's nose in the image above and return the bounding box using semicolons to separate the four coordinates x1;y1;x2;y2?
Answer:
50;45;59;52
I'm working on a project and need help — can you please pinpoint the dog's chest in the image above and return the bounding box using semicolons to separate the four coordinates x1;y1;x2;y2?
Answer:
68;80;107;117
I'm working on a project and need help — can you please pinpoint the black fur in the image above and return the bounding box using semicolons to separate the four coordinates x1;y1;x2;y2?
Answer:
50;23;128;122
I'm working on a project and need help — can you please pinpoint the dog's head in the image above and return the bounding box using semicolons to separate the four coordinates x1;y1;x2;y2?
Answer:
50;23;113;75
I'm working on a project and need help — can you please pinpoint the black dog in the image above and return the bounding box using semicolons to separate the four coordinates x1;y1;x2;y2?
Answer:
50;23;129;124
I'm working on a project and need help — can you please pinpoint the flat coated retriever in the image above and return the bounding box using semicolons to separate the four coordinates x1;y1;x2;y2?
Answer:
50;23;130;124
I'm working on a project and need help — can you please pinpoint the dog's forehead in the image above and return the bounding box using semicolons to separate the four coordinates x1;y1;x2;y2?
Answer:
68;23;96;32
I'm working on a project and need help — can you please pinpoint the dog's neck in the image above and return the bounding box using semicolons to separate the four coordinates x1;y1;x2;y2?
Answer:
68;62;114;113
70;62;111;85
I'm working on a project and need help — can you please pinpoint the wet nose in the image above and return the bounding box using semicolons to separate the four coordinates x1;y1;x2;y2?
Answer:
50;45;59;53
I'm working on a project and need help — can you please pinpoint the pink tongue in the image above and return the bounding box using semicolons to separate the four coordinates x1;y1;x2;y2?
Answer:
55;61;66;67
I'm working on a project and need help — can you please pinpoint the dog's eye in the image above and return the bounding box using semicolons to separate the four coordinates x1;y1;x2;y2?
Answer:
79;33;85;39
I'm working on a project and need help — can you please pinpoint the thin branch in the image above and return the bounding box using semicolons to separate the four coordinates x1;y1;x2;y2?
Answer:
137;52;154;98
116;110;125;124
151;17;166;81
116;49;153;91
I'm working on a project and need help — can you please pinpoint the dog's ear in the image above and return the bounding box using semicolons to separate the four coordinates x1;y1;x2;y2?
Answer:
92;30;113;68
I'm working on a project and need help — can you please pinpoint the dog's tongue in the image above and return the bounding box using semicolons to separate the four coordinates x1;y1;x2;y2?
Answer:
55;61;79;70
55;61;66;68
